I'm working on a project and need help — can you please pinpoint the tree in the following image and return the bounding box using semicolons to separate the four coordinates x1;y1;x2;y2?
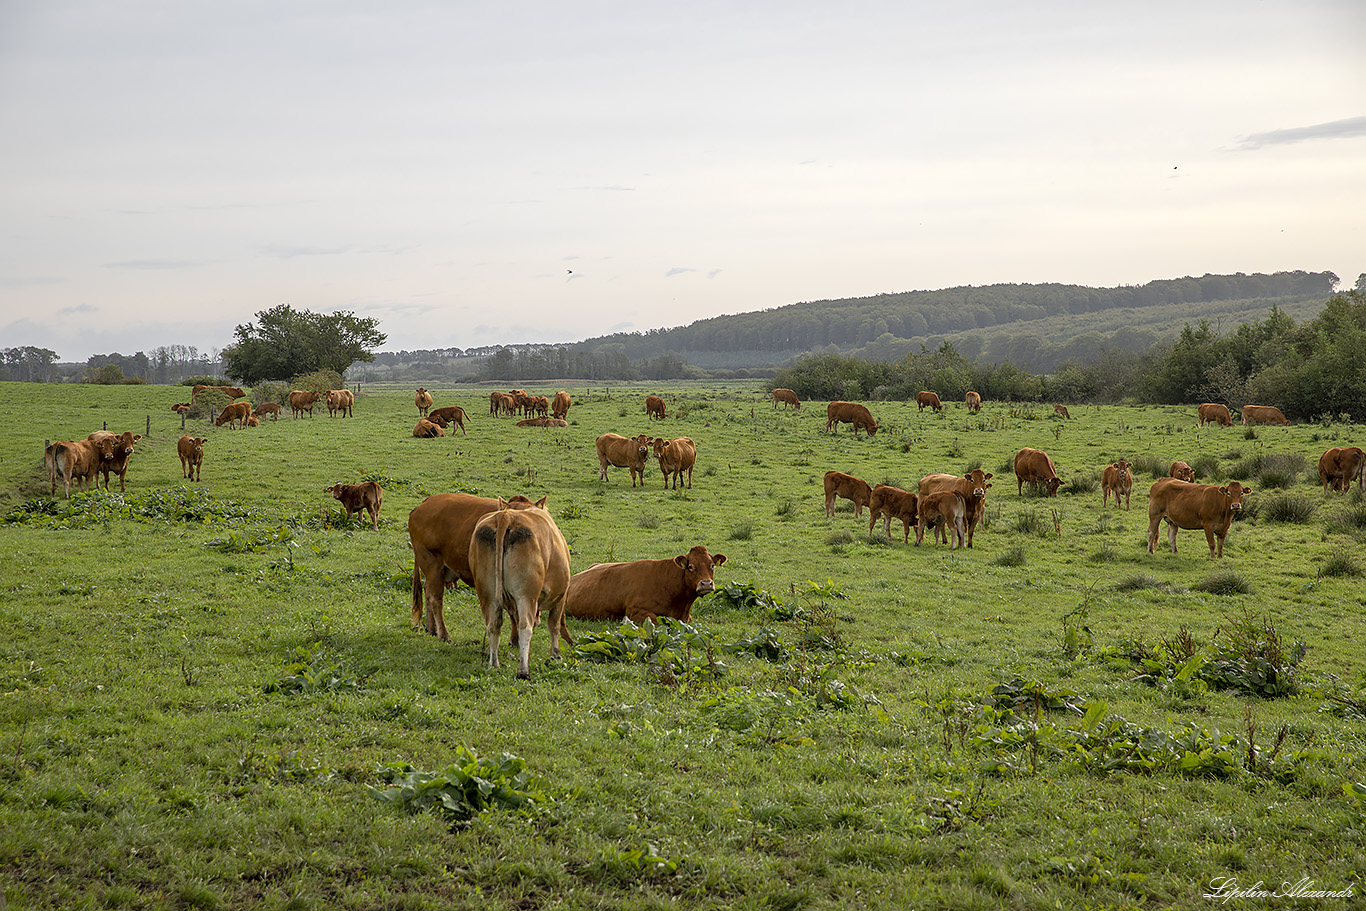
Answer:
221;305;386;385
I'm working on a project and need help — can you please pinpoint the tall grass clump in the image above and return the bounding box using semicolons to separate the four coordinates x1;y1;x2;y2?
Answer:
1319;550;1363;578
1228;452;1305;489
1065;472;1098;495
993;545;1027;567
1115;574;1169;592
1013;508;1048;536
1129;454;1166;480
1190;455;1223;481
1261;493;1316;524
1193;569;1252;596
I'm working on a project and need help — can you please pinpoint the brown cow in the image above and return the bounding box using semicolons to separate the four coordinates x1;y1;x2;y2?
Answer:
288;390;320;418
517;417;568;427
48;435;116;498
428;405;468;433
1319;447;1366;494
171;402;191;415
824;471;872;518
1241;404;1289;426
1170;461;1196;482
415;387;432;417
470;500;571;678
413;418;445;438
916;490;967;549
1014;448;1063;496
192;385;246;401
1053;404;1071;419
489;392;515;416
596;433;651;486
177;436;206;481
965;391;982;413
825;401;878;436
868;485;918;543
916;391;943;413
87;430;141;492
918;470;993;545
772;388;801;410
215;401;252;429
326;389;354;417
563;545;727;630
325;481;383;530
245;416;259;427
656;437;697;489
253;402;281;421
1102;459;1133;510
1147;478;1251;559
1198;403;1233;427
645;394;667;420
408;493;542;642
552;390;572;420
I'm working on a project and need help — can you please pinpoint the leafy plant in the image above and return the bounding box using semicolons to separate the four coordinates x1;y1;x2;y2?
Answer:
369;746;553;824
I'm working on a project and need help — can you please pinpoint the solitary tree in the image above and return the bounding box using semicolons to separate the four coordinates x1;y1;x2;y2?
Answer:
221;305;386;384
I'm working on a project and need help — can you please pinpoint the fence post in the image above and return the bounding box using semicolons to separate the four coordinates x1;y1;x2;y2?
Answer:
146;414;151;437
181;411;187;430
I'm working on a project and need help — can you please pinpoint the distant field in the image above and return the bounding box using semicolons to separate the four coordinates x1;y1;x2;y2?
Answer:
2;380;1365;910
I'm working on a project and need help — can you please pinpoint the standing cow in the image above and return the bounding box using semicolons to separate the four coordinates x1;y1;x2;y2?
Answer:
215;401;252;429
325;481;383;530
1319;447;1366;494
655;437;697;490
868;485;918;543
916;491;967;549
824;471;872;518
552;391;572;420
918;470;993;545
1053;404;1071;419
596;433;651;486
772;388;801;410
1014;448;1064;496
916;391;943;413
1198;403;1233;427
415;388;432;417
326;389;355;417
825;401;878;437
288;390;320;418
1102;459;1133;510
428;406;468;434
177;436;206;481
48;435;117;498
645;395;667;420
965;391;982;413
1147;479;1251;559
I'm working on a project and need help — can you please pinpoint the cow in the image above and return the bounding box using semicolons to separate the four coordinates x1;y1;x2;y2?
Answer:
656;437;697;489
1170;461;1196;482
509;389;532;416
1014;448;1064;496
562;546;727;634
489;392;515;416
428;405;468;434
517;417;568;427
552;390;572;420
1319;447;1366;494
1198;403;1233;427
916;391;943;413
253;402;281;421
86;430;141;492
868;485;918;543
326;389;354;417
918;470;994;545
1147;479;1252;559
408;492;543;642
193;385;246;401
1241;404;1290;426
48;435;116;498
288;390;320;418
1102;459;1133;510
596;433;651;486
965;391;982;413
171;402;191;415
325;481;383;530
415;388;432;417
645;394;667;420
916;491;967;549
413;418;445;438
245;416;259;427
1054;404;1071;419
825;401;878;437
177;436;206;481
824;471;872;518
470;500;571;678
215;401;252;429
772;388;801;410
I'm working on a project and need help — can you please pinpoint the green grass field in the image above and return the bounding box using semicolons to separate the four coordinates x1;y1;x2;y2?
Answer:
2;380;1365;910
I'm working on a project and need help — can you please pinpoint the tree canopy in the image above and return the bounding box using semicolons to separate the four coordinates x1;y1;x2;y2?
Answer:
222;305;386;385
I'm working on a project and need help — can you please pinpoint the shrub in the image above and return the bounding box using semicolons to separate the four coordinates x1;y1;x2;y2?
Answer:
293;369;344;393
253;381;290;406
1193;570;1251;596
1115;574;1169;592
1261;493;1316;524
1066;472;1098;495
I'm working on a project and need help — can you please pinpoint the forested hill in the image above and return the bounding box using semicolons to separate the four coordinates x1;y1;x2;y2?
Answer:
569;270;1337;372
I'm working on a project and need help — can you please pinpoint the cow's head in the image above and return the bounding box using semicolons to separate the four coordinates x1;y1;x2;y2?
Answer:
866;421;879;436
675;546;727;602
325;483;348;500
116;432;141;458
962;470;994;499
92;435;118;462
1220;481;1251;512
1045;477;1064;496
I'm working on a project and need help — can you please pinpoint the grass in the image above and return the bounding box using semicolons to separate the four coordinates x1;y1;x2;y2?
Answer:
2;382;1366;909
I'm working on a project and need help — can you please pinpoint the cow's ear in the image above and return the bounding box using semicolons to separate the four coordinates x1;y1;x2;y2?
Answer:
133;434;143;442
534;496;548;508
712;554;727;565
674;555;689;569
983;482;993;489
984;472;993;479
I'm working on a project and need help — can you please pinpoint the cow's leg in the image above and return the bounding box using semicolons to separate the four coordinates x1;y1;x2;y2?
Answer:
824;494;834;518
1205;526;1220;559
1147;515;1162;553
514;598;535;679
483;598;503;669
1166;521;1179;554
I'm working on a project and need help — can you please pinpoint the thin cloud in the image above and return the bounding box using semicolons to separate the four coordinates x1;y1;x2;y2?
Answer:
102;259;201;270
665;267;696;277
1238;115;1366;149
57;303;98;315
257;244;350;258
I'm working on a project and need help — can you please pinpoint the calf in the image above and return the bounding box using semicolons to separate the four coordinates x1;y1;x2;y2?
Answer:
645;394;667;420
824;471;872;518
253;402;281;421
325;481;383;530
1102;459;1133;509
413;418;445;438
177;436;206;481
918;470;994;544
656;437;697;489
916;391;943;413
916;491;967;549
1170;461;1196;482
88;430;141;492
771;388;801;410
428;405;468;434
215;401;251;429
965;391;982;412
1054;404;1071;419
868;485;918;543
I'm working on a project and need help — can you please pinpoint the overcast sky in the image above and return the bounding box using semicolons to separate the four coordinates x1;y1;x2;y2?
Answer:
2;1;1362;363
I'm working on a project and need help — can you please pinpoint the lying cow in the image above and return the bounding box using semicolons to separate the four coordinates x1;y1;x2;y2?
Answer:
596;432;651;486
1170;461;1196;482
1147;479;1251;559
824;471;872;518
562;545;727;633
413;418;445;438
428;405;468;434
325;481;383;530
825;401;878;437
517;417;568;427
88;430;141;492
177;436;206;481
868;485;917;543
916;490;967;549
1101;459;1133;510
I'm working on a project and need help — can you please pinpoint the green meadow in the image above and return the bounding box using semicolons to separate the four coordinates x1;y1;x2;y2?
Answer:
2;380;1364;910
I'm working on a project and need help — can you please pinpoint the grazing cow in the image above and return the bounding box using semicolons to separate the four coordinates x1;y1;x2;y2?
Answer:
245;416;259;427
1014;448;1064;496
253;402;281;421
1319;447;1366;494
48;435;116;498
428;405;468;434
1241;404;1290;426
552;390;572;420
415;388;432;417
326;389;354;417
325;481;383;530
563;546;727;633
823;471;872;518
215;401;252;429
470;501;571;678
1102;459;1133;510
965;391;982;412
656;437;697;490
1170;461;1196;482
413;418;445;438
1198;403;1233;427
87;430;141;492
645;394;667;420
408;492;543;641
288;390;320;418
916;491;967;549
1053;404;1071;419
517;417;568;427
1147;479;1252;559
772;388;801;410
868;485;918;543
825;401;878;437
177;436;206;481
488;392;515;416
918;470;994;545
916;391;943;413
596;433;651;486
171;402;191;415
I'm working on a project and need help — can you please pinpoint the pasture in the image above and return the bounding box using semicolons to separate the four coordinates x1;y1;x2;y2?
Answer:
2;380;1365;910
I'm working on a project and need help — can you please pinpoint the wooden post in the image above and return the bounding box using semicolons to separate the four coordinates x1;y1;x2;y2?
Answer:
181;411;187;430
146;414;151;436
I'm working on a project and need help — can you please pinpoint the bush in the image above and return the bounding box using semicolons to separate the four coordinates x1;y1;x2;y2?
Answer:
253;381;290;406
1261;493;1316;524
182;375;231;387
293;369;344;393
